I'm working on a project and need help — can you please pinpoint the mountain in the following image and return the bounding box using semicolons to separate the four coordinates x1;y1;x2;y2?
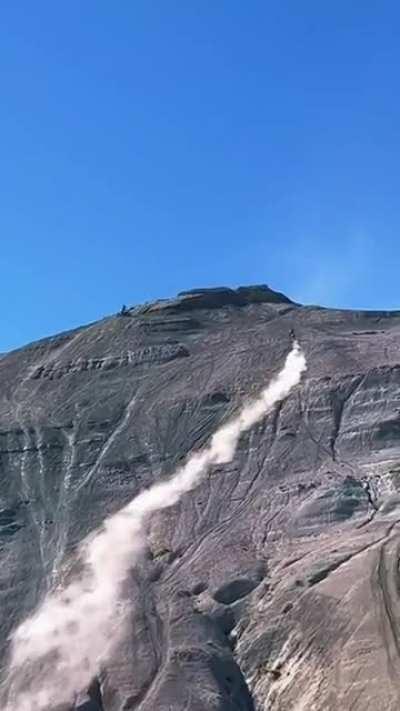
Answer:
1;284;400;710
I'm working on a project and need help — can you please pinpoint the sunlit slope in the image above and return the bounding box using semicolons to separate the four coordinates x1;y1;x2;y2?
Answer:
1;286;400;710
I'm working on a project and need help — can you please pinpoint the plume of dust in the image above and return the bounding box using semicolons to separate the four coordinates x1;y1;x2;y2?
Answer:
2;342;306;711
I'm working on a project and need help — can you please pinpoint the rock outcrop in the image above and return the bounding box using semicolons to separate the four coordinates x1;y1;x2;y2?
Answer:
1;285;400;709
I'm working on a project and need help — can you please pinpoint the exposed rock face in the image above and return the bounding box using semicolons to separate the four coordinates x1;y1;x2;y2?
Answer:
142;284;294;314
2;286;400;709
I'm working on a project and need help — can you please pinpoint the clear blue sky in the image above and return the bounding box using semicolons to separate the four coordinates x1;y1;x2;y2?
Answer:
2;2;400;351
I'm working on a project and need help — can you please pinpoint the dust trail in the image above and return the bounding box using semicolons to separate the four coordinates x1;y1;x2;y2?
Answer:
2;343;306;711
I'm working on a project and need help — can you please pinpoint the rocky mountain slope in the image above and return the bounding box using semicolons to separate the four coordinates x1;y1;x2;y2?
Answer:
1;284;400;710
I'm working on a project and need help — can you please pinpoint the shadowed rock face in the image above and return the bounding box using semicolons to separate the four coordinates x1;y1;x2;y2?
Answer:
2;285;400;709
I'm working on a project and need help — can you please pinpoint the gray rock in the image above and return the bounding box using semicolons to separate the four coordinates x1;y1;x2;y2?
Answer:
148;284;293;313
2;287;400;709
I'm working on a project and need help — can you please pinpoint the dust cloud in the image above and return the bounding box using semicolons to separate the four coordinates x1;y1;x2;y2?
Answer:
2;342;306;711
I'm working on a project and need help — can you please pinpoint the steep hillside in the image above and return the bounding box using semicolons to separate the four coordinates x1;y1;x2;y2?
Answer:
1;285;400;710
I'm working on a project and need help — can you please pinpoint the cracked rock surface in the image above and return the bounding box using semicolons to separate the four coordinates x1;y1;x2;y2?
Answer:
2;284;400;709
